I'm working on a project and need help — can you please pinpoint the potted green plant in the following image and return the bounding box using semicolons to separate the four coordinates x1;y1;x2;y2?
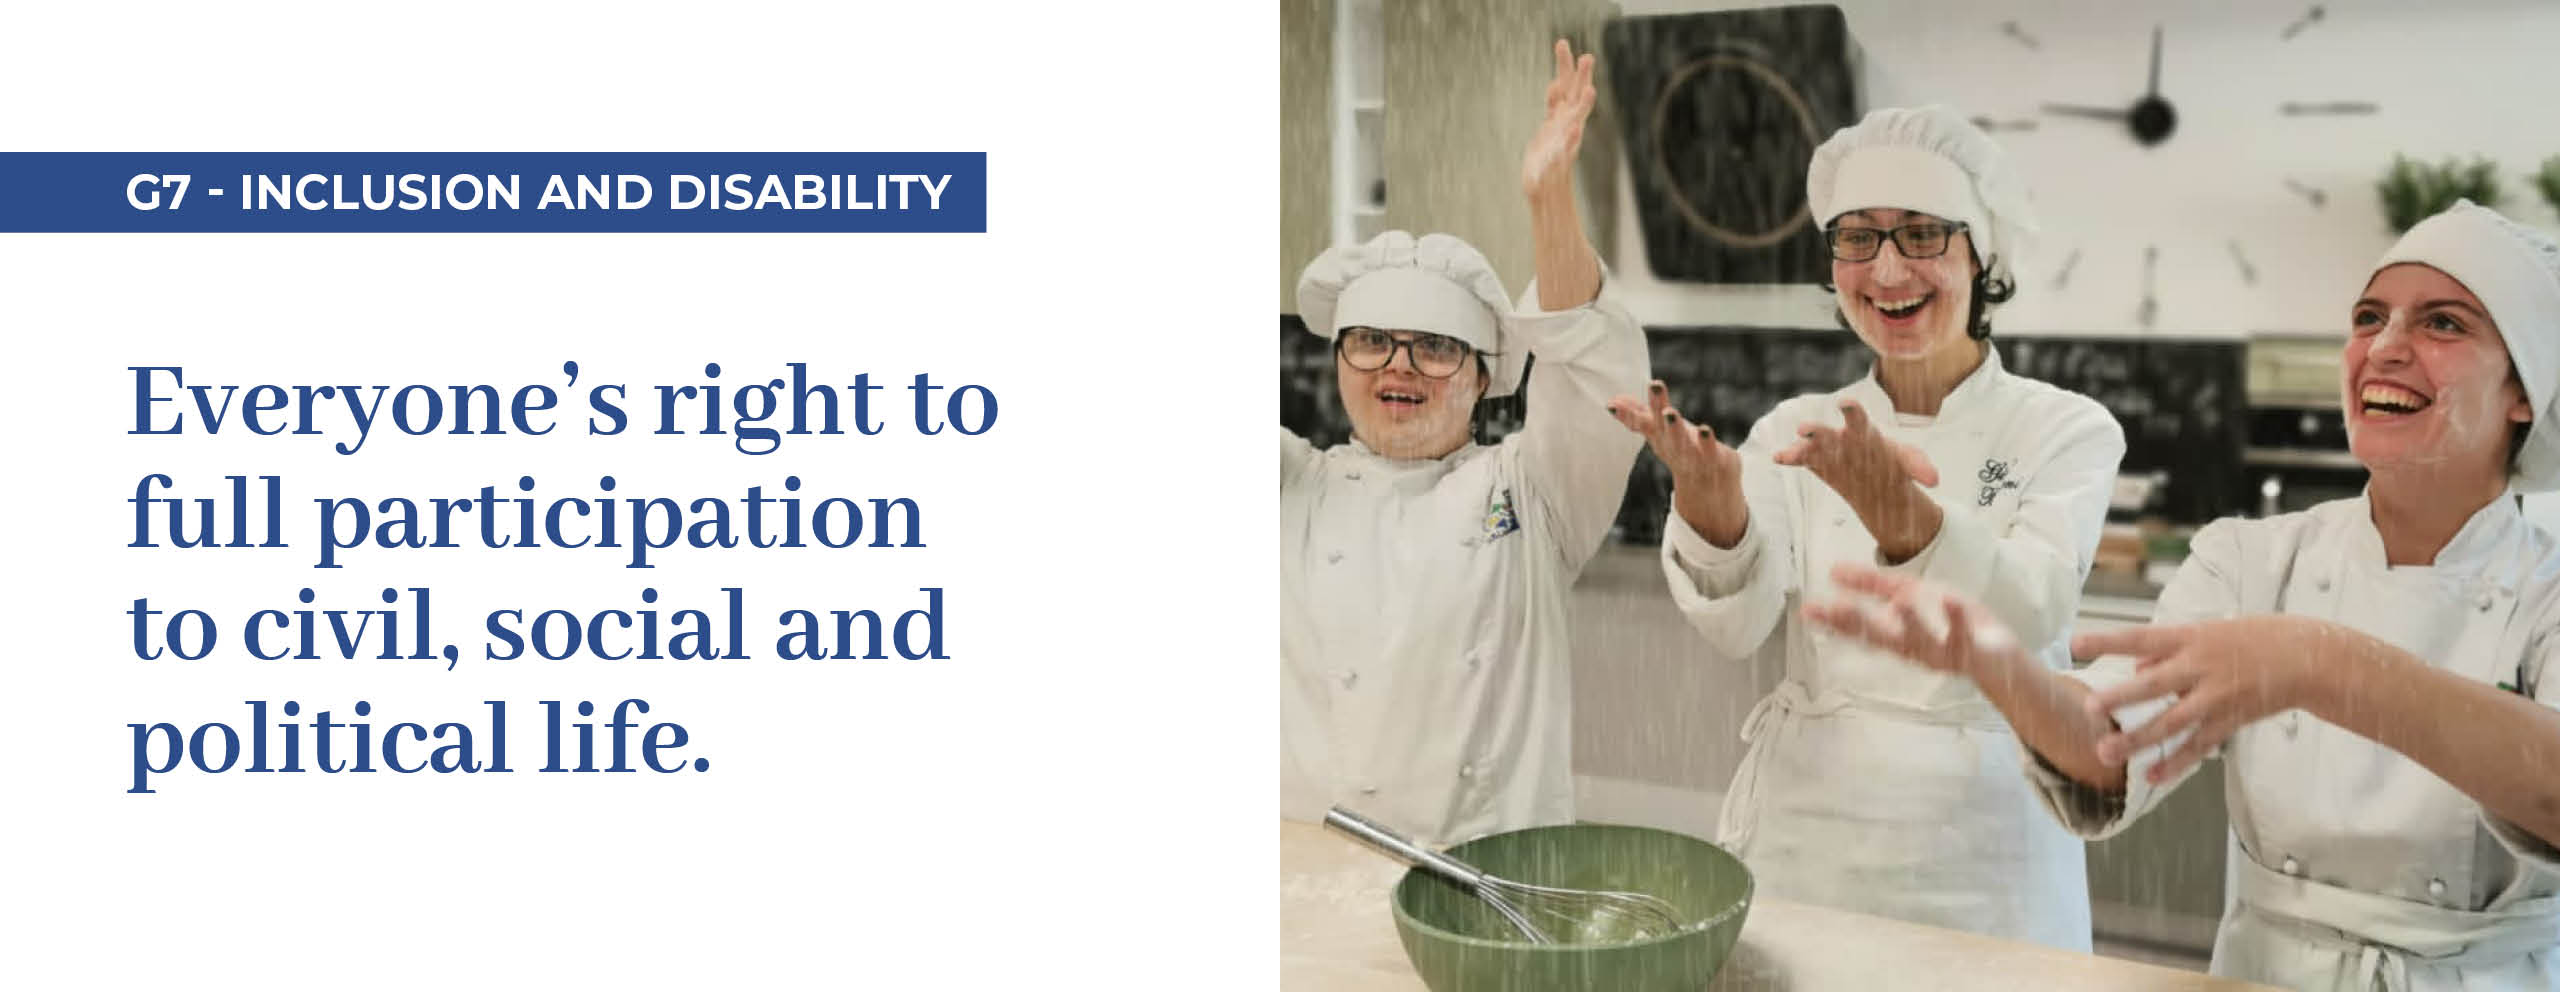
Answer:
2376;154;2502;232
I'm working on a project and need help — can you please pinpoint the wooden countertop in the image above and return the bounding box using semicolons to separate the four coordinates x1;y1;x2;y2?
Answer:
1281;820;2273;991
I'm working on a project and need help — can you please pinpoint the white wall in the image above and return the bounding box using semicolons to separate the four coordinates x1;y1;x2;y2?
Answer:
1606;0;2560;336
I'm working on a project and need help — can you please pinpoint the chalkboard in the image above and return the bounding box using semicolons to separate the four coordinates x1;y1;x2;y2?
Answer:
2002;335;2243;528
1278;318;2245;544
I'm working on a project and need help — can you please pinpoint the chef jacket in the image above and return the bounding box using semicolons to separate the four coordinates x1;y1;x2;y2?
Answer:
1280;281;1648;845
1666;347;2126;950
2039;493;2560;990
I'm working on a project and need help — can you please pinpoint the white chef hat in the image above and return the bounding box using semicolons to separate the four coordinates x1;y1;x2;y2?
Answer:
1804;105;2039;288
1295;230;1530;397
2372;199;2560;491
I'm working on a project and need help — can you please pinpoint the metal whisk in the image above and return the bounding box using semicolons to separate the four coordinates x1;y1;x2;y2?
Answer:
1323;807;1689;945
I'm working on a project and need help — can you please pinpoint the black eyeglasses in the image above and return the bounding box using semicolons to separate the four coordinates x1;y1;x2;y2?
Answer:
1336;327;1476;378
1825;222;1969;262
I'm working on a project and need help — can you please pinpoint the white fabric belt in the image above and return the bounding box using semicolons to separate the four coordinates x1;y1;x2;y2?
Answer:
1716;679;2011;851
2235;847;2560;991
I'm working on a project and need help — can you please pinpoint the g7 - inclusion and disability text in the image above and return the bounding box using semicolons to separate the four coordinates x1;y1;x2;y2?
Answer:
125;172;958;212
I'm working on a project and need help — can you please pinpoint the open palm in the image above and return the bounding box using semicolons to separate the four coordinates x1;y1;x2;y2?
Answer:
1521;39;1598;198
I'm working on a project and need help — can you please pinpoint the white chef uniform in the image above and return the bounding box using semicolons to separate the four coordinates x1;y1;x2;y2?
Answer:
1281;233;1649;846
1667;348;2125;951
2040;496;2560;990
2033;201;2560;990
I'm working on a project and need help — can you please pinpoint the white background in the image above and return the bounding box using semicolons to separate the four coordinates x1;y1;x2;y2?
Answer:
0;2;1274;987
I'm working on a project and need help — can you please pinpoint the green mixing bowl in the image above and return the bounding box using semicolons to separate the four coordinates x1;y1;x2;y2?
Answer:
1389;822;1752;991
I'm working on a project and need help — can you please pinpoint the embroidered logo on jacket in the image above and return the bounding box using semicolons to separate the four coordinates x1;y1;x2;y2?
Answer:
1484;488;1520;540
1976;459;2024;507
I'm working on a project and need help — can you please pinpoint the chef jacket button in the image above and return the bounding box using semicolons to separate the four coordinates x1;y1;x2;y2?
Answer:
2315;577;2331;593
1345;470;1363;481
2428;878;2448;899
1340;670;1359;689
1466;655;1482;671
1327;551;1344;565
2281;856;2302;876
2476;594;2495;612
1360;785;1379;797
1458;763;1476;779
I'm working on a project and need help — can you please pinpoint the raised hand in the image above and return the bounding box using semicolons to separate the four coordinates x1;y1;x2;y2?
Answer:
1811;562;2128;792
2074;616;2331;785
1771;399;1943;559
1521;38;1599;199
1802;562;2026;679
1608;380;1746;546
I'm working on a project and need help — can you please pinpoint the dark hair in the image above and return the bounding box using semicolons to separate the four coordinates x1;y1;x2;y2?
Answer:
1817;235;2016;340
2501;364;2533;475
1467;352;1497;440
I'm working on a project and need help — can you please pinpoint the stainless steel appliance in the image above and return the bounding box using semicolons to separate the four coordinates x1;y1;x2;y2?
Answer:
2244;334;2363;515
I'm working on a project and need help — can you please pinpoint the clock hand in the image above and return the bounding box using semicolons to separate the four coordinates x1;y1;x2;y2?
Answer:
2126;27;2177;147
2146;25;2163;98
2000;21;2040;50
2281;5;2326;42
2051;26;2178;147
2228;241;2258;287
2042;103;2128;121
2280;101;2378;116
2284;178;2328;208
1968;115;2039;132
2138;244;2159;330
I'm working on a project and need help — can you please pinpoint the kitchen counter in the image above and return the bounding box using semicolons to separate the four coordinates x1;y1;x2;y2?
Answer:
1281;820;2272;991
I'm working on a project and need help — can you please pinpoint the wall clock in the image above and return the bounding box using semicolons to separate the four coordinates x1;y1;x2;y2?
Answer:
1977;7;2378;331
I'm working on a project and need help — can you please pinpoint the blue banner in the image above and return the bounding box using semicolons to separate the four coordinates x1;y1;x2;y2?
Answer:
0;152;986;233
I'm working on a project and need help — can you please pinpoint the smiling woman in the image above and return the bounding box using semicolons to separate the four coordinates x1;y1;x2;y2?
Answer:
2345;263;2536;508
1325;269;1501;460
1278;40;1651;847
1615;105;2126;953
1803;200;2560;992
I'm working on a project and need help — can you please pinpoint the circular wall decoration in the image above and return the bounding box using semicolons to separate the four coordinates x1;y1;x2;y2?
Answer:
1649;53;1825;250
1605;6;1860;284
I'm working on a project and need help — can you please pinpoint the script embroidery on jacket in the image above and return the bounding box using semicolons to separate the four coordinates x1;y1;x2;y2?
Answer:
1976;458;2024;507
